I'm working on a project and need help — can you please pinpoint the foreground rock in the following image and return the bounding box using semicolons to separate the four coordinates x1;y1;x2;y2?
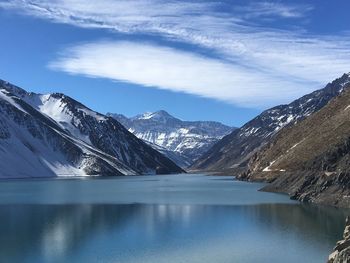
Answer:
328;217;350;263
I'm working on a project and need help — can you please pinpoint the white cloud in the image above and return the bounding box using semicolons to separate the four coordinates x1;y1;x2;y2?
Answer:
49;41;318;107
235;2;313;19
1;0;350;107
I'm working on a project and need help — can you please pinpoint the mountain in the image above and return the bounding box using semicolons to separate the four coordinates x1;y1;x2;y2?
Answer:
191;73;350;173
107;110;234;167
0;79;183;178
240;82;350;207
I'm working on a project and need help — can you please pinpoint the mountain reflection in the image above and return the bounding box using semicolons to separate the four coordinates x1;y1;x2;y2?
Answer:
0;203;347;263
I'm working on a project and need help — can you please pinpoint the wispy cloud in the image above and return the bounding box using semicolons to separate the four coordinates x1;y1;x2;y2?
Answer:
48;41;318;107
235;2;313;19
1;0;350;107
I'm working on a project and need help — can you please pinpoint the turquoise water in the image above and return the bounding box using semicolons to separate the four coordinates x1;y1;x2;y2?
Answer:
0;174;347;263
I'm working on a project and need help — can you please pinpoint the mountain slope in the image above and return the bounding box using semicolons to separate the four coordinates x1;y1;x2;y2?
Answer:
191;73;350;172
143;141;191;168
108;110;234;167
0;80;183;178
241;83;350;207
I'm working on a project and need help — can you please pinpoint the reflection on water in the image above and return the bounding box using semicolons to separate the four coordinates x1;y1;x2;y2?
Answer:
0;203;347;263
0;174;348;263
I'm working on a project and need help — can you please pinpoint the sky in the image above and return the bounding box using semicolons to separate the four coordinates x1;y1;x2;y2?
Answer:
0;0;350;127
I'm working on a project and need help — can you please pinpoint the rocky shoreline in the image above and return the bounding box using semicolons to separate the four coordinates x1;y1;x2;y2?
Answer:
328;217;350;263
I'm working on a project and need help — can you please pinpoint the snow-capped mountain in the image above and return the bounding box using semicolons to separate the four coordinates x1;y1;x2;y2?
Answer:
107;110;234;167
0;79;183;178
191;73;350;172
242;79;350;207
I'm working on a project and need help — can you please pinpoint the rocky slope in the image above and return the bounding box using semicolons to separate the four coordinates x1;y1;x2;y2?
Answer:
240;82;350;207
0;79;183;178
191;73;350;173
328;217;350;263
108;111;234;167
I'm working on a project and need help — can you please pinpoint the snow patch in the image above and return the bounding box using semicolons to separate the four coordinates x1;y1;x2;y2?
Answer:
38;95;92;144
0;89;28;114
263;160;276;172
138;112;153;120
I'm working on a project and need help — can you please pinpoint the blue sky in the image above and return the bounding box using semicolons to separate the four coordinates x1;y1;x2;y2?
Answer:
0;0;350;127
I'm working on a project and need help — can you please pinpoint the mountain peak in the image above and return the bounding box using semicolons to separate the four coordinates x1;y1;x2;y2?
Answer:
0;79;183;177
153;110;174;118
135;110;176;122
110;110;234;167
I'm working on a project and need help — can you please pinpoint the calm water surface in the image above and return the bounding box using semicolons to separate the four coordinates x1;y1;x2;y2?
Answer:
0;174;348;263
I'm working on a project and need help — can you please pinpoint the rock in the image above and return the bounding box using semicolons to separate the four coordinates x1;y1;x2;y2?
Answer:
328;217;350;263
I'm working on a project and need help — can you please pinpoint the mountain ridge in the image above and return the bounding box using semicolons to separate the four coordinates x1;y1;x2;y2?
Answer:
107;110;235;167
191;73;350;173
241;83;350;208
0;79;183;178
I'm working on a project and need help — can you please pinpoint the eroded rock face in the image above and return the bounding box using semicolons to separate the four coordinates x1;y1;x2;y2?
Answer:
328;217;350;263
240;82;350;208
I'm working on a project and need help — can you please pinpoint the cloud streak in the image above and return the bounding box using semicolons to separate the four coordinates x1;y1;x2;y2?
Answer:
1;0;350;107
49;41;318;107
235;2;313;19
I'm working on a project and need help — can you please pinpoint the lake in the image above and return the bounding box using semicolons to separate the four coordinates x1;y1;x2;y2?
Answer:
0;174;347;263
